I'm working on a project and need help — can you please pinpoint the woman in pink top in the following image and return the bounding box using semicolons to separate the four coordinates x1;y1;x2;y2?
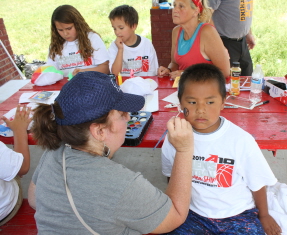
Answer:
157;0;230;79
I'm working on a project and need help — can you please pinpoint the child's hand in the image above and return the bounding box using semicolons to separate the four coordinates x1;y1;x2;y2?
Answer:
2;105;32;133
115;37;124;50
259;214;282;235
72;68;82;76
157;66;170;77
170;70;182;80
167;116;193;153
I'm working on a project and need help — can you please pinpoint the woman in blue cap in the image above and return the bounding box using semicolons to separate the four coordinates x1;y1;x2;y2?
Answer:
28;71;194;234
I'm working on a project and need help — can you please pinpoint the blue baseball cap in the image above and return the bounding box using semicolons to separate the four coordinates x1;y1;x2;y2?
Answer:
55;71;145;125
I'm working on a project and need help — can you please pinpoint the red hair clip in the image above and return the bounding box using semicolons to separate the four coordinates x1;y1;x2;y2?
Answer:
192;0;203;13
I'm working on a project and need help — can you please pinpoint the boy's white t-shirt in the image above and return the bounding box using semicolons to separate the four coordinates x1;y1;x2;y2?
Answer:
0;141;23;220
108;35;159;77
162;117;277;219
46;32;109;76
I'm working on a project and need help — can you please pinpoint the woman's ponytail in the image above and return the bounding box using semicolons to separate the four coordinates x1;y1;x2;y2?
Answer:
199;0;212;23
31;103;62;150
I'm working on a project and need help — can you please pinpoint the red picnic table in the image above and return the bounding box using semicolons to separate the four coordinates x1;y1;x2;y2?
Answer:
159;88;287;113
0;76;286;151
19;76;175;91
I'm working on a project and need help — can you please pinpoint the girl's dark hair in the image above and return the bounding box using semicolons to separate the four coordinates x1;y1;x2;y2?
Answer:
31;102;109;150
109;5;138;28
178;63;227;101
49;5;98;61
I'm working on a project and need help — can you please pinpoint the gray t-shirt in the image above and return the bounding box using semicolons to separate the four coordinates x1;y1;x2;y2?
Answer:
208;0;253;38
32;144;171;235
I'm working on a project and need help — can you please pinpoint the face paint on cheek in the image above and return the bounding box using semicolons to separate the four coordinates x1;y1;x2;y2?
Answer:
183;107;189;117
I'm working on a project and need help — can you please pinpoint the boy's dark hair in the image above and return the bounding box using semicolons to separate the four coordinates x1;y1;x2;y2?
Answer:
109;5;138;28
178;63;227;101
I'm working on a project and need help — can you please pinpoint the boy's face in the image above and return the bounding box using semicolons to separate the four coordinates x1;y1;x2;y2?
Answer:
180;80;225;133
110;17;137;45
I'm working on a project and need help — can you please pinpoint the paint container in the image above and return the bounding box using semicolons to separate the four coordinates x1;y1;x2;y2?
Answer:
124;111;153;146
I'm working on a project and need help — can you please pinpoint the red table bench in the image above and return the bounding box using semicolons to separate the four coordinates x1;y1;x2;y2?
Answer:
0;199;37;235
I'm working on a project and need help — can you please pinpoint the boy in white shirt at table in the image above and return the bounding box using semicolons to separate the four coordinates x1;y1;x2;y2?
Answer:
108;5;158;77
0;105;31;226
161;63;282;234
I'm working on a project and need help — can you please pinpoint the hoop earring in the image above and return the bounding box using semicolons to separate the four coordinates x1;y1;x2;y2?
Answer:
102;143;110;158
51;104;55;120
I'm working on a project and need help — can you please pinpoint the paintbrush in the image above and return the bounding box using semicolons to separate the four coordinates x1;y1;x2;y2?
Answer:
153;109;184;150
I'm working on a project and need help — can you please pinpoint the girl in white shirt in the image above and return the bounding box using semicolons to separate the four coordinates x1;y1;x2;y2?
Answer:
46;5;109;77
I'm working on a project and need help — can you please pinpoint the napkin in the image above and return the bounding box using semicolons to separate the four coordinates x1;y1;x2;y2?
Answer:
120;77;158;96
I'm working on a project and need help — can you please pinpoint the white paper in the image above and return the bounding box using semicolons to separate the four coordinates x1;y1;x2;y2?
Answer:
0;107;34;137
27;102;39;109
225;96;256;110
142;90;159;112
162;91;179;105
19;92;37;103
19;91;60;104
226;82;250;91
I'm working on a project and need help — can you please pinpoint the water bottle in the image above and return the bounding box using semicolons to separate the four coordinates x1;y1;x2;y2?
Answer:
249;64;264;103
152;0;160;9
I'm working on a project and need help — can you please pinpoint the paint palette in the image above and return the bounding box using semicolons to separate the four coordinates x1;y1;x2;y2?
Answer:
124;111;153;146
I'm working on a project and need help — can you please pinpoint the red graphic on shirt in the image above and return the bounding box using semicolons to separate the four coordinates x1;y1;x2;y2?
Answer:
141;56;149;72
84;57;92;66
216;164;234;187
205;155;218;163
76;50;92;66
202;154;234;188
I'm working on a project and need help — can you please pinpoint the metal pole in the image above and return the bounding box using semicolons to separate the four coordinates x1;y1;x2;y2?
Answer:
0;40;26;80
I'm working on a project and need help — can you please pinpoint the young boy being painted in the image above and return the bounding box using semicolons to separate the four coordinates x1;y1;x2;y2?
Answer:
161;63;282;234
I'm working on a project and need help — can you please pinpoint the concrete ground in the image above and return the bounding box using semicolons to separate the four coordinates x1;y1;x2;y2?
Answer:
5;145;287;198
11;146;169;198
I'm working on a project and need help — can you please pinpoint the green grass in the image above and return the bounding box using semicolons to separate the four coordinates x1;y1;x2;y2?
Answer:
250;0;287;76
0;0;286;76
0;0;151;63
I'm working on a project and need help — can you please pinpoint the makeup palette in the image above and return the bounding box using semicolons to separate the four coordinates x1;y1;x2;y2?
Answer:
124;111;153;146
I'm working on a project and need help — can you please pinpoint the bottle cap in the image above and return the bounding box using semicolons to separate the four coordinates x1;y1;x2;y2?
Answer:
232;62;240;66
